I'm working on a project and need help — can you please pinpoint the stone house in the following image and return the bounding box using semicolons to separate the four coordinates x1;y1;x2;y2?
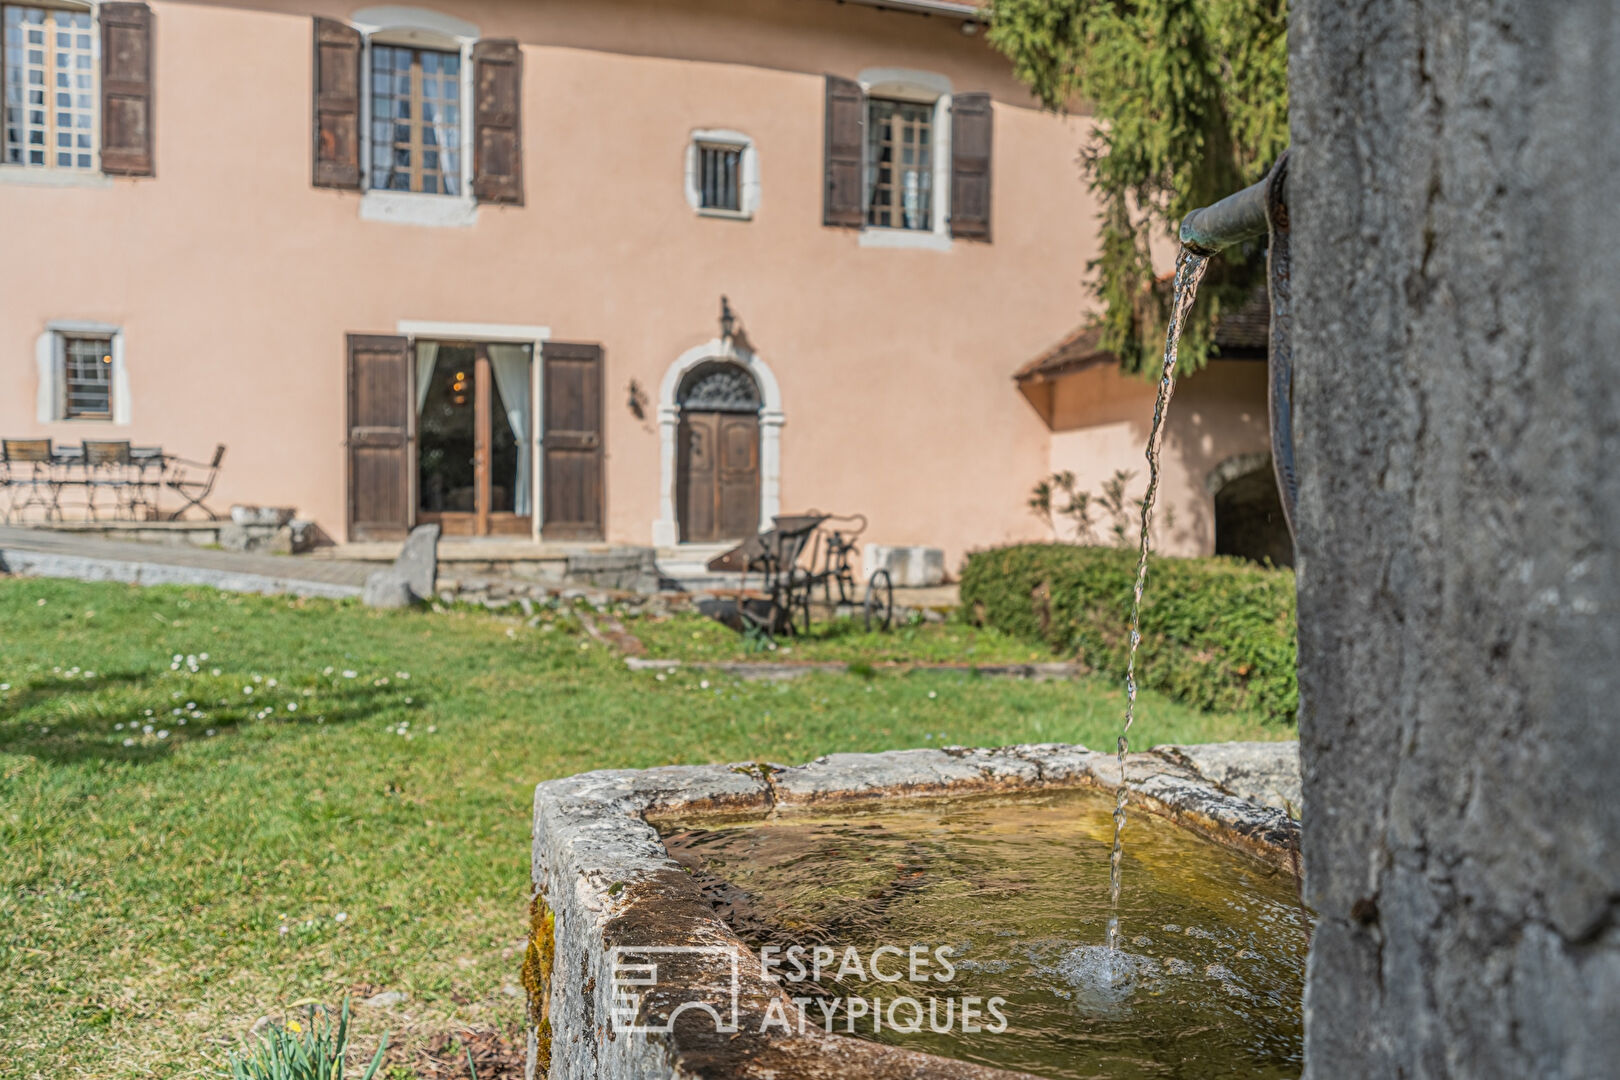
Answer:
1;0;1282;568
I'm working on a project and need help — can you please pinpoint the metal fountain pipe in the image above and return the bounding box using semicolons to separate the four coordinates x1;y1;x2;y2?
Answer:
1179;174;1273;255
1177;151;1297;540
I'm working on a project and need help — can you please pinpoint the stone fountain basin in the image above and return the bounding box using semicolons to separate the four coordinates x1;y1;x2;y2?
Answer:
526;741;1300;1080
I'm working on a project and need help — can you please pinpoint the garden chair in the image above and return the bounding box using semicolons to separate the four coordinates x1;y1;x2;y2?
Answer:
81;440;138;521
1;439;61;523
164;444;226;520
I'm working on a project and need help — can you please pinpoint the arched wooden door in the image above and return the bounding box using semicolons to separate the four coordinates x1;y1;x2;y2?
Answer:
675;362;760;542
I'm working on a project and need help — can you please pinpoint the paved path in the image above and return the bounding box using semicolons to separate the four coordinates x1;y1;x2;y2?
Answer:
0;526;373;598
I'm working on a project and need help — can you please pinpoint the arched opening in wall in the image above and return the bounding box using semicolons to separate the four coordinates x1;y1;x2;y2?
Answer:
1213;462;1294;568
676;361;761;542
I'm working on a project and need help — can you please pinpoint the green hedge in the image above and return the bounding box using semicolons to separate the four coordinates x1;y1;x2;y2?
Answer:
959;544;1298;724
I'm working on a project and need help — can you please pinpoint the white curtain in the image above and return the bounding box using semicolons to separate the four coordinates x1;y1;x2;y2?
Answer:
414;341;439;414
486;343;533;516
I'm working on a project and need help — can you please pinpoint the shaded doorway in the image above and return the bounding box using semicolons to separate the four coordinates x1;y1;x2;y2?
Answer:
415;341;532;536
676;361;760;543
1213;463;1294;568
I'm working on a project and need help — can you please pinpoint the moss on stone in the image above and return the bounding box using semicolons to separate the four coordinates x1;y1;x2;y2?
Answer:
521;895;555;1073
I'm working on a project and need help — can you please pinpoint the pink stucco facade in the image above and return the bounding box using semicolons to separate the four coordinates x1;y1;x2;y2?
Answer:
3;0;1270;567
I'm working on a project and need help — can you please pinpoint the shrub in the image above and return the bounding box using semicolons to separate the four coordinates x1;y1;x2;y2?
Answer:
959;544;1297;724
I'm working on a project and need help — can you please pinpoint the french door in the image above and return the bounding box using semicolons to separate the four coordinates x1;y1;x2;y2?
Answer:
344;334;603;542
415;341;531;537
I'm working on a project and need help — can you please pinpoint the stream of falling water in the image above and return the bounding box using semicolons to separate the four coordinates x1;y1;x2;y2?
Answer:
1106;246;1211;960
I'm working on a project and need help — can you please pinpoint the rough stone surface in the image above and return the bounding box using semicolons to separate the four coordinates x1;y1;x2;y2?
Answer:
1155;742;1301;816
529;742;1301;1080
394;523;440;599
362;570;413;609
567;547;666;593
1291;4;1620;1075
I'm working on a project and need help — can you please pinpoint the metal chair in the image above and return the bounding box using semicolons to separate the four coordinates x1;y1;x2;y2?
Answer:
81;440;137;521
1;439;60;522
164;444;226;520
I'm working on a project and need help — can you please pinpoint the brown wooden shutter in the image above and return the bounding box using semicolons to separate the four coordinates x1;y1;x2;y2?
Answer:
472;39;523;205
346;334;413;541
100;3;154;176
541;342;604;540
312;18;362;190
823;75;865;227
950;92;993;241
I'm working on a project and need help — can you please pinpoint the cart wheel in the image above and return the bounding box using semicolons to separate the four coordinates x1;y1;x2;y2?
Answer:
864;569;894;632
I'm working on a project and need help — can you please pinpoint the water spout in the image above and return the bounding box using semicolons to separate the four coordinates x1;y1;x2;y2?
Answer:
1178;151;1296;540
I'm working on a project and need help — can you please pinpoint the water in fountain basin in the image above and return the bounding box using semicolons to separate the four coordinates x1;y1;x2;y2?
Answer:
1107;247;1213;959
660;788;1307;1079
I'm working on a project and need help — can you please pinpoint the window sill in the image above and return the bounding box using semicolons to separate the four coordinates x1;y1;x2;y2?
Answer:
360;190;478;228
858;228;952;252
0;166;113;189
696;207;753;221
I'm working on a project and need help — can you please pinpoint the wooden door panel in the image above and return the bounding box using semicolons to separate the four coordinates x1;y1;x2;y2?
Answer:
541;342;604;540
347;333;412;541
678;413;718;543
717;413;760;539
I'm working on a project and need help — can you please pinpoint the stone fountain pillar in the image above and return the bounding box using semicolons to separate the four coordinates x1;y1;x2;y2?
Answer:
1291;2;1620;1076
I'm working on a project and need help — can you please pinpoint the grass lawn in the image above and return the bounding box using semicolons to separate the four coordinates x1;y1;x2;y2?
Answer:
0;578;1292;1078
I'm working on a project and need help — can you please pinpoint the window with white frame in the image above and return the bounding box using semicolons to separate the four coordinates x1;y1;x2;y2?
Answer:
865;97;932;231
2;2;96;170
368;43;462;195
685;129;758;219
35;324;124;422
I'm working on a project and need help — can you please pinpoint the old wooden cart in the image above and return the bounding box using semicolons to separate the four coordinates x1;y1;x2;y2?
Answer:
706;512;893;639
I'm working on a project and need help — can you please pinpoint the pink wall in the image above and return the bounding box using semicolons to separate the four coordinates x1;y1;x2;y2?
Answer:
1;0;1102;567
1040;360;1273;556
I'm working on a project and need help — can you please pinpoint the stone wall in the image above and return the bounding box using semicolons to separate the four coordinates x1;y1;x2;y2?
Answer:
1291;2;1620;1076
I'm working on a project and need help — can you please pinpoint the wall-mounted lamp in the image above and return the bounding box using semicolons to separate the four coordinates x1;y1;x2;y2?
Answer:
719;295;736;346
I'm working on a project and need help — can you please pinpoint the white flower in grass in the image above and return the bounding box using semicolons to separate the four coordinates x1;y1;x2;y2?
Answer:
36;598;45;606
286;703;297;712
928;691;937;700
206;729;217;736
157;730;169;739
199;653;209;661
144;709;154;716
243;687;253;695
172;709;182;716
396;672;410;680
115;723;124;731
323;666;334;676
267;678;277;688
700;680;710;689
172;655;183;664
143;725;153;734
0;683;8;691
123;738;135;747
211;668;222;677
252;675;263;684
342;670;357;679
278;924;289;936
426;726;436;734
185;702;195;710
334;912;347;923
